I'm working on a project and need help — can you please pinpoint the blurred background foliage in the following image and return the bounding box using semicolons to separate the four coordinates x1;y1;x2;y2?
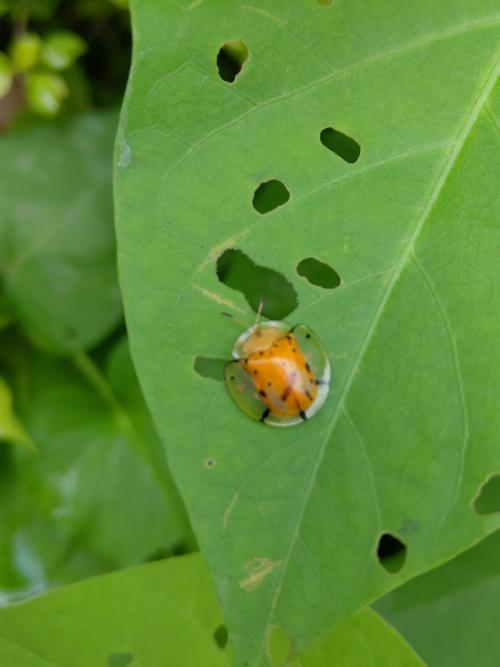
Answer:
0;0;195;604
0;0;130;126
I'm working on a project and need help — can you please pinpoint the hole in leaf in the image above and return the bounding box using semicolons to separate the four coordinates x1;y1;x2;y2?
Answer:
107;654;134;667
297;257;341;289
377;533;407;573
194;356;226;381
474;474;500;514
216;248;298;320
320;127;361;163
204;457;216;469
252;179;290;214
268;625;292;667
213;624;229;649
217;40;249;82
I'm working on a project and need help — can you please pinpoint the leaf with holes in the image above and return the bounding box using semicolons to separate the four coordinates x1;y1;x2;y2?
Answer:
115;1;500;664
377;529;500;667
0;112;122;354
0;552;425;667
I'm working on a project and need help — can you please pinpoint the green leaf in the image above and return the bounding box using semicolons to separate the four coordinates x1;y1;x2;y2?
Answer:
0;377;33;451
0;442;110;597
0;294;14;332
0;51;13;98
0;112;122;353
0;553;424;667
9;33;41;73
110;0;129;9
115;1;500;665
25;71;68;117
288;608;425;667
377;529;500;667
41;31;87;71
0;336;192;596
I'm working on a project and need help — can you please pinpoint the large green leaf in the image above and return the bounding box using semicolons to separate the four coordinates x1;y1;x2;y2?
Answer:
376;529;500;667
0;336;191;597
0;553;424;667
0;112;122;354
115;1;500;664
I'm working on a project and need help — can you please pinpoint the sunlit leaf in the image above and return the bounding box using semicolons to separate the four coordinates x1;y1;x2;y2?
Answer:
0;554;424;667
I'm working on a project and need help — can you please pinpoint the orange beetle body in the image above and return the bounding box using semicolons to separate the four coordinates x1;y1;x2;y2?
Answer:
225;320;330;427
243;333;317;418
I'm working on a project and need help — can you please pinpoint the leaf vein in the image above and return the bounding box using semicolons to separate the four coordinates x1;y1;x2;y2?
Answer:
411;253;469;528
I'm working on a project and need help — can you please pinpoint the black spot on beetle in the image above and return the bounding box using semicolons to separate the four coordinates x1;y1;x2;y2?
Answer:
259;390;267;397
305;362;311;372
260;408;270;422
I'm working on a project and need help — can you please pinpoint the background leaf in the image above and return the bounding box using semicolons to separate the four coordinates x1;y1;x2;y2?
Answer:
115;1;500;664
0;111;122;353
376;529;500;667
0;553;425;667
0;334;192;598
0;377;33;451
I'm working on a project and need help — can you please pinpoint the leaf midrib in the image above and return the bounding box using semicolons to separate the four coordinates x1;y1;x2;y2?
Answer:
256;45;500;666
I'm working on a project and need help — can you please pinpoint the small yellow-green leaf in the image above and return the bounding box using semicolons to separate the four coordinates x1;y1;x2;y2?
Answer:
0;51;13;98
25;71;68;117
0;377;34;451
9;33;41;72
41;31;87;71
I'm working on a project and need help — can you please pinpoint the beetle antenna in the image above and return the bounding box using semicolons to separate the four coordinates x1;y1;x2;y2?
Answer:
254;299;264;327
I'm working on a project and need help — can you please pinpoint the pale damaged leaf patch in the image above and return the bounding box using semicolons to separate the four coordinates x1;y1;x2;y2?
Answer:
240;558;283;592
